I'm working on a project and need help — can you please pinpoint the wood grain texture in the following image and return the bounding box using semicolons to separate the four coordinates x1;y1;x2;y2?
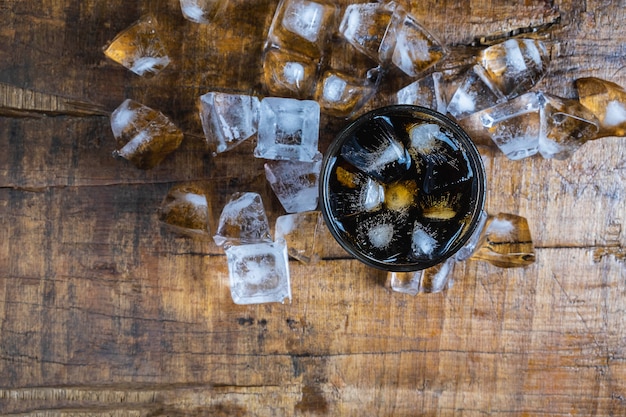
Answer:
0;0;625;416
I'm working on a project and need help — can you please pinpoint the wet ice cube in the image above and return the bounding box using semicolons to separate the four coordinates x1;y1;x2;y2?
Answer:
225;239;291;305
341;115;411;182
338;2;397;62
387;270;421;295
478;38;549;99
390;10;447;77
471;213;535;268
463;91;542;160
213;192;272;247
103;15;170;77
179;0;225;23
255;97;320;162
110;99;184;169
576;77;626;137
275;210;324;263
411;222;438;259
446;65;505;119
419;257;455;293
329;164;386;218
199;92;260;154
264;152;322;213
538;93;600;160
262;47;319;98
267;0;338;59
159;183;212;238
314;69;379;117
395;72;446;114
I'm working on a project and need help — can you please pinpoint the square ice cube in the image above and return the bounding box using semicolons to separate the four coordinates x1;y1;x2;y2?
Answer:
213;192;272;247
264;152;322;213
267;0;338;59
255;97;320;162
314;70;378;117
262;47;319;98
387;270;421;295
390;11;447;77
103;15;170;77
446;65;505;119
338;2;397;62
396;72;446;113
110;99;183;169
275;211;324;263
225;239;291;305
159;183;213;238
179;0;225;23
199;92;260;154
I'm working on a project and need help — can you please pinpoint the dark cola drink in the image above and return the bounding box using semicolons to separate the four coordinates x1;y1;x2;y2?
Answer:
320;105;486;272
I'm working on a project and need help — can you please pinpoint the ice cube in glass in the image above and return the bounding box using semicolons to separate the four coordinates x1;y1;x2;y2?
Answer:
225;239;291;305
262;47;319;98
478;38;549;99
110;99;184;169
198;92;260;154
179;0;226;23
213;192;272;247
275;211;324;263
264;152;322;213
255;97;320;162
103;15;170;77
267;0;338;59
538;93;600;160
576;77;626;137
160;183;212;238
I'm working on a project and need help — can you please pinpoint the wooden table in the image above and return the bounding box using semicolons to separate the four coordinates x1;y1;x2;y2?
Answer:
1;0;625;415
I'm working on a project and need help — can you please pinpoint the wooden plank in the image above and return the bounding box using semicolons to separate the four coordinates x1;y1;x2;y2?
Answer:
1;0;626;416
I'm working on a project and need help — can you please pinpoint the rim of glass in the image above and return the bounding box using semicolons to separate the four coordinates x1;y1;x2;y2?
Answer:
319;105;487;272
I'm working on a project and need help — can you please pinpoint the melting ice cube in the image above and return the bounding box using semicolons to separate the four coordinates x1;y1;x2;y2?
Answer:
275;211;324;263
338;2;396;61
159;183;212;238
575;77;626;137
213;192;272;247
255;97;320;162
103;15;170;77
470;213;535;268
446;65;505;119
110;99;183;169
314;69;379;117
179;0;225;23
198;92;260;154
262;47;319;98
264;152;322;213
225;239;291;305
396;72;446;113
411;222;438;259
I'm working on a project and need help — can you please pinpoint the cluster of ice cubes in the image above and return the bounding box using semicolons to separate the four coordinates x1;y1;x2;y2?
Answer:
262;0;447;116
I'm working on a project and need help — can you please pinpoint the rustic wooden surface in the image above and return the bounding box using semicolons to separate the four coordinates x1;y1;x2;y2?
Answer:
1;0;625;415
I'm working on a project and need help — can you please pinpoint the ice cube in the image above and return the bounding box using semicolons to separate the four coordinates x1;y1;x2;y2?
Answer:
386;270;421;295
446;65;505;119
179;0;225;23
478;38;549;99
538;93;599;159
341;115;411;182
264;152;322;213
395;72;446;113
255;97;320;162
262;47;319;98
389;10;447;77
386;256;455;295
353;211;405;260
454;210;488;261
213;192;272;247
411;222;438;259
225;239;291;305
328;163;386;219
267;0;338;59
470;213;535;268
198;92;260;154
275;210;324;263
462;91;542;160
110;99;184;169
314;69;379;117
338;2;397;61
575;77;626;137
103;15;170;77
159;183;212;238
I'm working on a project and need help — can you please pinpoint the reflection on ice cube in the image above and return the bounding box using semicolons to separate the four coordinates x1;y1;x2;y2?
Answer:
213;192;272;247
225;239;291;305
159;183;212;238
110;99;183;169
338;2;397;62
264;152;322;213
103;15;170;77
576;77;626;137
471;213;535;268
198;92;260;154
262;47;319;98
341;116;411;182
255;97;320;162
